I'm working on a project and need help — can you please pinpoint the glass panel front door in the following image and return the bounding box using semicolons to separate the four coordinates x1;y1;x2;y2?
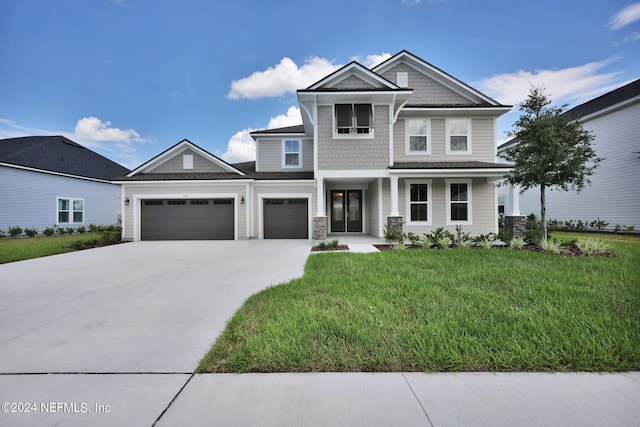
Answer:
330;190;362;232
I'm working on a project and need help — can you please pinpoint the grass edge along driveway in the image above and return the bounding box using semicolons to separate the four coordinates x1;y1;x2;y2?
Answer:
198;233;639;373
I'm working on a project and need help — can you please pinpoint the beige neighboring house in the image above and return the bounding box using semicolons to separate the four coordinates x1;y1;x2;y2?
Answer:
116;50;512;241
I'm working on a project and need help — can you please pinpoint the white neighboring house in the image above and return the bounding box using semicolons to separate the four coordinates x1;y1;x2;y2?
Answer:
0;136;130;233
498;79;640;232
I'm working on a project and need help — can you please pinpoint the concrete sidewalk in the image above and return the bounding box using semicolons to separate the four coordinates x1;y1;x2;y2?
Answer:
1;372;638;426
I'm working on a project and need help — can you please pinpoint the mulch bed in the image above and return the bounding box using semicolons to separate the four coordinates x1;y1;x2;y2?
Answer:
311;245;350;252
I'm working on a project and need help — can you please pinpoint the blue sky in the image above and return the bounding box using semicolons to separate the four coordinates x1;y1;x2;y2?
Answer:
1;0;639;169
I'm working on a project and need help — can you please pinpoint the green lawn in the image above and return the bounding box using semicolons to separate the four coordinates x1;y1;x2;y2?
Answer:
0;233;109;264
198;233;640;373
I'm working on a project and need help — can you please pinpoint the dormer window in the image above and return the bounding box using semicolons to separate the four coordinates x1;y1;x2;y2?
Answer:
334;104;373;137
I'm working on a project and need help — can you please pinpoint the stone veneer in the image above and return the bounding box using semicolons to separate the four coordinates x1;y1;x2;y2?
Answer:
504;216;526;239
386;216;404;234
313;216;328;240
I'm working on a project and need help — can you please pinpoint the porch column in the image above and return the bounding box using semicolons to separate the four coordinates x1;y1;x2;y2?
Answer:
389;176;399;216
316;178;325;216
505;183;525;238
313;178;328;240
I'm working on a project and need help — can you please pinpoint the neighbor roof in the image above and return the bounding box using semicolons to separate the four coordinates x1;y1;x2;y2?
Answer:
0;135;130;180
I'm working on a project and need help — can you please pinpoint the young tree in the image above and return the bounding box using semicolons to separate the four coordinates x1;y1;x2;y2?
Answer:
502;86;603;240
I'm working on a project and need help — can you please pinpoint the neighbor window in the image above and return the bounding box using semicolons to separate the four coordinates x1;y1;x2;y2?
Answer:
446;180;472;224
283;139;301;167
334;103;373;136
446;119;471;153
406;119;430;154
57;198;84;224
405;180;432;224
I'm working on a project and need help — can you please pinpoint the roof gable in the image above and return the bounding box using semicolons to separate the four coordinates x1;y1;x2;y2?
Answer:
0;135;130;180
128;139;244;177
306;61;400;91
373;50;504;106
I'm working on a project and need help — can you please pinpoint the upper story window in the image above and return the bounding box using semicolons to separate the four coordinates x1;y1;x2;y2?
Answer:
58;198;84;224
446;118;472;154
405;119;431;155
334;104;373;138
283;139;302;168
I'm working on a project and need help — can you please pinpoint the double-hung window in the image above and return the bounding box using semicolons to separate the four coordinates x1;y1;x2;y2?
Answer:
446;119;471;154
446;180;472;225
334;104;373;137
406;119;430;154
57;198;84;224
406;180;432;225
283;139;301;168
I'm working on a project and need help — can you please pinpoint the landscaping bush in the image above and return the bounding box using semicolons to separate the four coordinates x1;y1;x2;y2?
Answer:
24;227;38;237
77;226;86;234
8;226;23;237
43;227;56;237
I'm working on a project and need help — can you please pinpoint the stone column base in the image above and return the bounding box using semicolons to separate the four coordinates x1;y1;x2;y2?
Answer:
505;216;526;238
386;216;404;233
313;216;328;240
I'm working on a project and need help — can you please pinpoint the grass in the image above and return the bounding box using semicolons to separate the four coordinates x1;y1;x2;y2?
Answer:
0;233;108;263
198;232;640;373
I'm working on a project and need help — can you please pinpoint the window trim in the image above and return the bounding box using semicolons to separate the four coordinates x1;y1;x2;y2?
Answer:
445;179;472;225
282;139;302;169
405;179;432;225
57;197;85;224
405;118;431;155
445;118;472;155
332;103;375;139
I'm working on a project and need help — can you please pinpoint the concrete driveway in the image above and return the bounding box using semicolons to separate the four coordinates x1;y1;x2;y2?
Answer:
0;240;310;373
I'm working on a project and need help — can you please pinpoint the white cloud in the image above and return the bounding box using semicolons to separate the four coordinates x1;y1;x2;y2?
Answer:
227;57;339;100
220;106;303;163
607;2;640;30
220;129;257;163
267;106;302;129
0;116;151;169
472;58;623;107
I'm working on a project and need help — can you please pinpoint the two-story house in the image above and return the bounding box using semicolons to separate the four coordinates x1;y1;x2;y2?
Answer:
117;51;512;241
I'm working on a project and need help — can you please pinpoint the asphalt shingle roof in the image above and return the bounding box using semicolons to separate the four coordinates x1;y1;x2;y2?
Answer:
0;136;130;180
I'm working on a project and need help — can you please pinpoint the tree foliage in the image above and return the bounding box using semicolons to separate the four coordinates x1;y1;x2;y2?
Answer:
502;86;603;239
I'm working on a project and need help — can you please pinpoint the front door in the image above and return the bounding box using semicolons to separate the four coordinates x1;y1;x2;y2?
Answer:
330;190;362;232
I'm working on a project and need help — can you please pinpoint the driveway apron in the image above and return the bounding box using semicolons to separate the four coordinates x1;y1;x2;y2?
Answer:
0;240;310;373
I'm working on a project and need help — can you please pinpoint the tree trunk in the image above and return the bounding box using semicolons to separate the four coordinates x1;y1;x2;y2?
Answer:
540;185;547;240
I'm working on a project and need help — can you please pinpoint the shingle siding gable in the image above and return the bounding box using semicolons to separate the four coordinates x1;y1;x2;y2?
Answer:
148;148;230;173
331;75;377;90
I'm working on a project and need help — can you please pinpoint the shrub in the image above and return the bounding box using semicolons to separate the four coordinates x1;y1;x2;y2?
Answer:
383;225;405;247
420;234;434;249
624;225;636;234
614;224;621;233
576;239;612;256
509;237;526;250
474;233;496;249
0;230;5;239
436;236;452;249
526;213;539;230
589;218;609;231
524;228;542;244
405;232;422;248
43;227;56;236
77;226;86;234
539;238;562;254
24;227;38;237
454;225;471;246
317;239;340;250
8;226;23;237
57;226;66;235
65;227;75;235
99;225;122;244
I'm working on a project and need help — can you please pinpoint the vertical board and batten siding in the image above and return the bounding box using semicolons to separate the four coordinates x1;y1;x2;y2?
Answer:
365;178;381;237
378;63;472;106
122;183;248;241
317;105;390;170
149;149;230;173
0;166;122;231
393;118;496;163
256;138;314;172
515;101;640;229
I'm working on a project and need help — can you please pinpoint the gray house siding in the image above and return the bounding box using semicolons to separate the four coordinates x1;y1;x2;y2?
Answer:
378;63;472;106
150;148;230;173
257;138;313;172
332;75;376;90
0;166;122;232
394;117;496;163
317;105;390;170
365;178;381;237
505;101;640;230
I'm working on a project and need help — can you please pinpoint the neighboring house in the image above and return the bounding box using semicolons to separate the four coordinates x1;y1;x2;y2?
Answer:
0;135;130;232
498;79;640;231
117;50;512;241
